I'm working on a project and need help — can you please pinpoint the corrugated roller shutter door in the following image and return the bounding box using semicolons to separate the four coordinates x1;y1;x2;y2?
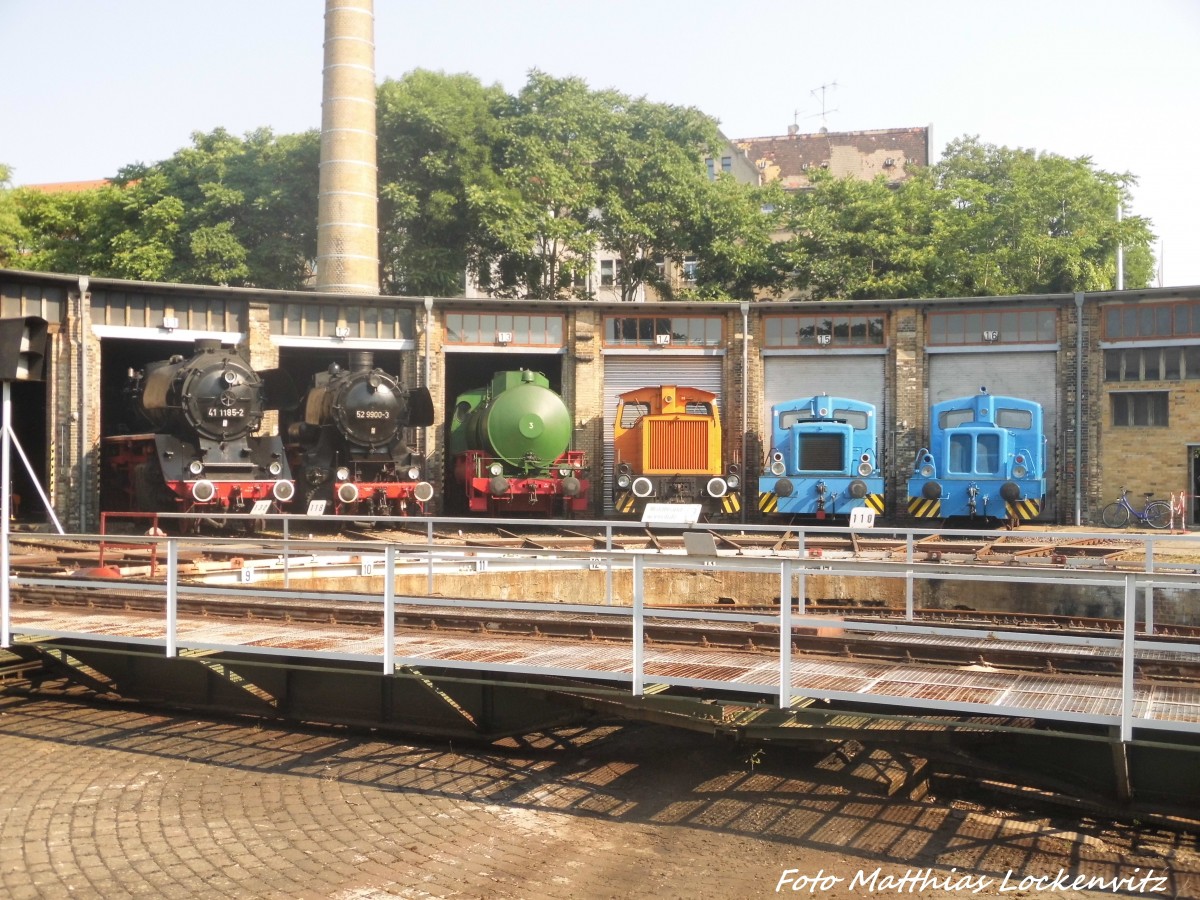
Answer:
602;357;724;514
929;352;1058;517
762;356;886;436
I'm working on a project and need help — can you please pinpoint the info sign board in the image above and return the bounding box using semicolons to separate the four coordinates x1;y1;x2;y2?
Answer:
641;503;702;527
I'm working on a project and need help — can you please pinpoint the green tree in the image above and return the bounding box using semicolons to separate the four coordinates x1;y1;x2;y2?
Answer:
777;168;937;300
0;164;27;267
682;177;788;301
376;70;508;296
588;99;722;302
929;136;1154;295
469;71;614;298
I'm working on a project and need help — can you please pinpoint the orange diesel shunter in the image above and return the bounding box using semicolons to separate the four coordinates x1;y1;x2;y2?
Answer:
612;385;741;518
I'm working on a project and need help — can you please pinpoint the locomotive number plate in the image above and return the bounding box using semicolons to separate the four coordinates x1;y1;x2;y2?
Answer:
208;408;246;417
355;410;389;419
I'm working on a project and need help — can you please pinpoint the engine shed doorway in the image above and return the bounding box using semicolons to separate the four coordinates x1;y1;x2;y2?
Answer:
274;346;404;438
440;352;565;516
5;378;49;526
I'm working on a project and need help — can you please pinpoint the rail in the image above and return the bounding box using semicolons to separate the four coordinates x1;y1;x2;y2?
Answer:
3;523;1200;742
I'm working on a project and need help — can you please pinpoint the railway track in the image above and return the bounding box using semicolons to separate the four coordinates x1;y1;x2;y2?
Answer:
12;584;1200;682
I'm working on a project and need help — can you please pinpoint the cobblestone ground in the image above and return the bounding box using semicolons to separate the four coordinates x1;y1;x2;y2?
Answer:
1;692;1197;899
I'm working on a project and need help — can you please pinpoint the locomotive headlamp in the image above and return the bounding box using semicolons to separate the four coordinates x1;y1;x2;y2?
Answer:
222;370;238;385
617;462;632;477
861;453;871;462
558;467;571;477
406;466;421;480
857;462;874;477
489;462;504;476
631;477;654;498
268;461;283;476
414;482;435;503
1012;464;1028;478
770;459;786;476
336;467;351;481
919;463;935;478
188;460;204;475
368;374;382;390
272;480;295;502
617;474;631;489
725;474;740;490
706;477;728;498
191;480;216;503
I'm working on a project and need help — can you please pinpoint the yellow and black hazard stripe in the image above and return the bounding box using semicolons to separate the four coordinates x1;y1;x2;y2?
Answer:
721;493;741;515
864;493;885;515
614;491;638;515
1005;498;1041;521
907;496;941;518
758;491;778;514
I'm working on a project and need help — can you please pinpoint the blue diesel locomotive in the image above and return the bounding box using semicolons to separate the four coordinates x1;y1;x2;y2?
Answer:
757;396;885;519
906;389;1046;524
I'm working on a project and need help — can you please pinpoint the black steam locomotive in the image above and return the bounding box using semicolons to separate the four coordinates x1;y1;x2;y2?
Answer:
288;351;435;517
101;339;296;521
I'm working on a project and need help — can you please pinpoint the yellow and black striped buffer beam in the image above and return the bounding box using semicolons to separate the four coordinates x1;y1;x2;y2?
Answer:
758;492;778;514
864;494;885;515
1005;498;1042;521
721;493;741;515
614;491;637;515
907;497;941;518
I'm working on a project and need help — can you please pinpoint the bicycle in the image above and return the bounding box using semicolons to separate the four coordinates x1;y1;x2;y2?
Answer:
1100;488;1173;529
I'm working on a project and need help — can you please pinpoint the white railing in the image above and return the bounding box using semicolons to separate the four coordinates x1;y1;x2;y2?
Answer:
4;523;1200;741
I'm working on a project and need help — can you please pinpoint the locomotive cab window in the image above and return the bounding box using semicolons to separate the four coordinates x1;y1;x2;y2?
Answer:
620;402;651;428
684;401;712;415
779;410;818;428
834;409;869;430
995;408;1033;430
941;409;976;429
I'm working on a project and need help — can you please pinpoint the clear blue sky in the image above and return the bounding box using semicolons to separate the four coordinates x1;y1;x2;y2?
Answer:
3;0;1197;286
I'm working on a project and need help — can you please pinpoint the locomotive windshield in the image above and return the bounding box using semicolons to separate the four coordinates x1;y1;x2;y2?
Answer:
948;433;1001;474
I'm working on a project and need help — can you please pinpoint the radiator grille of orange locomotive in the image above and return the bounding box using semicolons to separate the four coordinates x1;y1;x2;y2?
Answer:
646;419;709;473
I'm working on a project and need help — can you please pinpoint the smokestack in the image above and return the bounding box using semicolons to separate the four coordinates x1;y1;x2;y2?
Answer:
316;0;379;294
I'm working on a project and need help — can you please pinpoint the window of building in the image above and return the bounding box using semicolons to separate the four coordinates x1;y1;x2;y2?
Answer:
763;313;887;349
1104;346;1200;382
600;259;622;287
604;315;723;347
721;156;732;174
682;258;699;282
927;308;1056;345
1111;391;1169;427
1103;299;1200;340
444;313;564;346
705;159;715;180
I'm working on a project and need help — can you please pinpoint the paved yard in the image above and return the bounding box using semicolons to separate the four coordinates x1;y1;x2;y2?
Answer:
0;691;1197;898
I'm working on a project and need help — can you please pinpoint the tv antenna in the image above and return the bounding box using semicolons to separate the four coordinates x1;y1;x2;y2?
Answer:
807;82;839;129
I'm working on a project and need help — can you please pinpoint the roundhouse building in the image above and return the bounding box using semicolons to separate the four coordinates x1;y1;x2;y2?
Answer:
0;266;1196;530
